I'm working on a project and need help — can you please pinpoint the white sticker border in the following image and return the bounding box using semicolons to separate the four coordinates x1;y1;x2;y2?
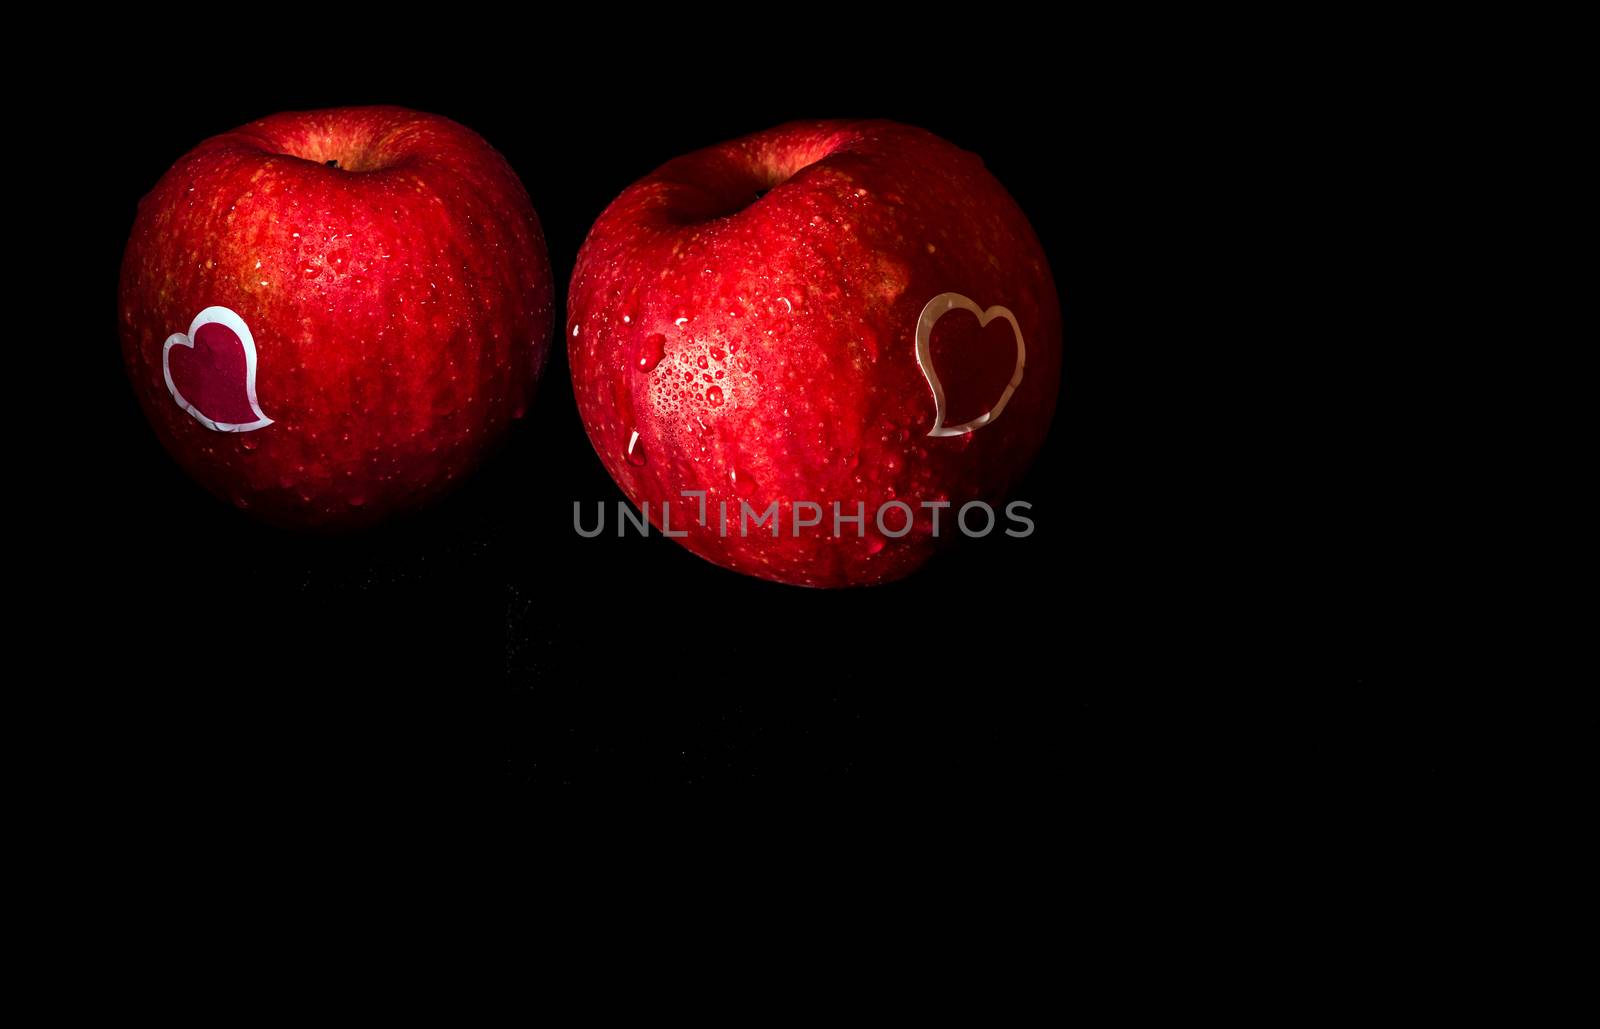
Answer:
163;305;274;432
914;292;1026;438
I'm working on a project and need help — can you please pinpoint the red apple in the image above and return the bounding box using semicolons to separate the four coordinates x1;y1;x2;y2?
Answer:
568;120;1061;586
119;106;553;528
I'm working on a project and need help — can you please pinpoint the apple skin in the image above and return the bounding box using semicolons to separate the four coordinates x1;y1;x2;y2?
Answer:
568;120;1060;587
119;106;553;528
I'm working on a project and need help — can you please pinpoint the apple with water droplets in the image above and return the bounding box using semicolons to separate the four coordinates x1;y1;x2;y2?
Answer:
568;120;1061;586
119;106;554;528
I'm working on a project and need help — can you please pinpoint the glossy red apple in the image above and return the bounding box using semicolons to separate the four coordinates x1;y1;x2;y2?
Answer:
569;120;1061;586
119;106;553;528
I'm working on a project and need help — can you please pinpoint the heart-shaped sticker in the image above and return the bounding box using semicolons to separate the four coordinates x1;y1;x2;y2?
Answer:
163;306;273;432
914;292;1026;438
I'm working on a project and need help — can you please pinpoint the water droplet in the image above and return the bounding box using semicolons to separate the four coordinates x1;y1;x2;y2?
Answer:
636;333;666;372
866;535;886;555
348;495;367;507
241;437;258;451
706;385;724;407
625;430;647;466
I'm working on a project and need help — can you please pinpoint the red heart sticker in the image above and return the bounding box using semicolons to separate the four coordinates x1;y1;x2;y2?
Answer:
163;306;273;432
914;293;1026;438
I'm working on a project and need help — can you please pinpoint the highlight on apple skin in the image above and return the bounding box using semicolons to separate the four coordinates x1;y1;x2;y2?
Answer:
119;105;554;528
568;120;1062;587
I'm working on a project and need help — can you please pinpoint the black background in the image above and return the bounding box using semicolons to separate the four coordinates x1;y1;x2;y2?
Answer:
64;22;1416;797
